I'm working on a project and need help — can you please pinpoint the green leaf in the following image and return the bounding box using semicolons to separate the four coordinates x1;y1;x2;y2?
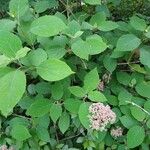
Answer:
71;35;107;59
30;15;67;37
130;106;145;121
0;70;26;116
0;31;22;58
50;103;62;123
22;48;47;67
36;126;50;142
90;12;106;26
130;64;146;74
78;102;90;129
103;55;117;73
58;112;70;134
88;91;107;102
37;59;74;81
47;47;66;59
86;34;107;55
0;19;16;32
0;55;11;67
0;67;13;78
115;34;141;51
11;124;31;141
118;90;132;105
84;0;101;5
18;21;36;45
15;47;30;59
127;125;145;148
71;39;89;60
140;46;150;68
9;0;29;18
120;115;139;129
64;98;82;114
64;20;81;37
26;98;51;117
69;86;86;98
135;81;150;98
51;82;63;100
84;68;99;92
130;16;147;31
116;72;131;86
98;21;118;31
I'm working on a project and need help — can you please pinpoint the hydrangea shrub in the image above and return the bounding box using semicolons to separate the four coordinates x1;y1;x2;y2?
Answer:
0;0;150;149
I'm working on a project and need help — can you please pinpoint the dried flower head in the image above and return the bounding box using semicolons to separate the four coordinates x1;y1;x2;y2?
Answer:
111;127;123;138
97;81;104;91
89;102;116;131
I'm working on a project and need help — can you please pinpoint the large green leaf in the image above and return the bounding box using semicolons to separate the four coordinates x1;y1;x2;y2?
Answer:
84;68;99;92
86;34;107;55
11;124;31;141
9;0;29;18
36;126;50;142
30;15;67;37
0;19;16;32
88;91;107;102
135;81;150;98
26;98;51;117
78;102;90;129
130;106;145;121
37;59;74;81
127;125;145;148
0;31;22;58
115;34;141;51
0;69;26;116
130;16;147;31
71;39;89;60
69;86;86;98
71;35;107;60
64;98;82;114
98;21;118;31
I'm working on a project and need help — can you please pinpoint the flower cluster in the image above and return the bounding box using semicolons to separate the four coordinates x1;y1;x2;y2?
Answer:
0;145;14;150
111;127;123;138
89;102;116;131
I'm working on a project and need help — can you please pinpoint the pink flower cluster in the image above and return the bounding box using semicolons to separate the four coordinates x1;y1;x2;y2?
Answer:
111;127;123;138
0;145;14;150
89;102;116;131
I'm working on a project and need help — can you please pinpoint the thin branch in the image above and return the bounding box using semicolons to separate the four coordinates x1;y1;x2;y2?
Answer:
117;61;140;66
60;132;83;141
12;113;31;120
59;0;78;21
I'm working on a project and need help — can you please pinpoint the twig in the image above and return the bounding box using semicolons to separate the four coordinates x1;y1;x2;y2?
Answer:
117;61;140;66
60;132;83;141
12;113;31;120
54;124;59;143
59;0;78;21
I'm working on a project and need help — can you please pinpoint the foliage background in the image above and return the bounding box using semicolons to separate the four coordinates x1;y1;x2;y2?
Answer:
0;0;150;150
